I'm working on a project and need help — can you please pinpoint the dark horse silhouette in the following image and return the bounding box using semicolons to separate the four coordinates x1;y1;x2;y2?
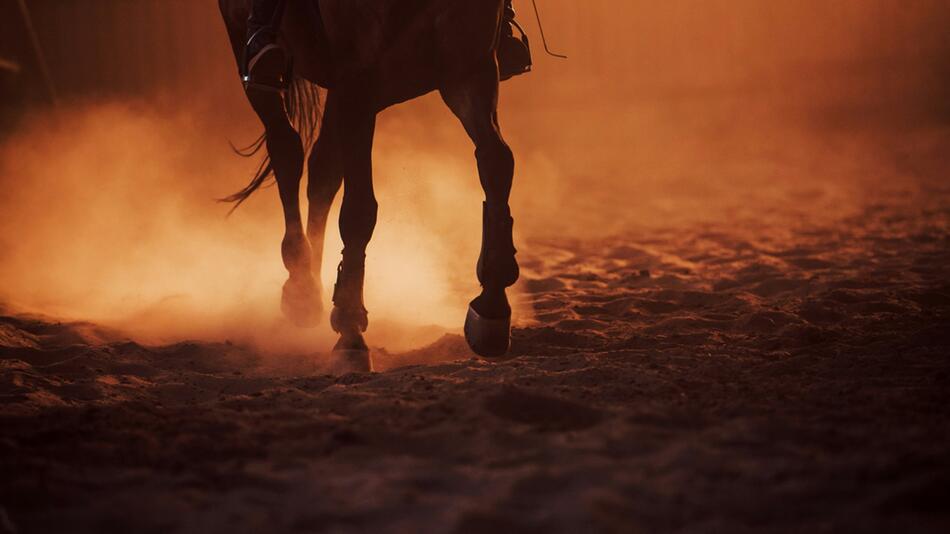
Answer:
219;0;520;372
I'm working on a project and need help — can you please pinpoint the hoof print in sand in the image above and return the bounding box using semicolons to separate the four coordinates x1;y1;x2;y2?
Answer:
484;386;603;432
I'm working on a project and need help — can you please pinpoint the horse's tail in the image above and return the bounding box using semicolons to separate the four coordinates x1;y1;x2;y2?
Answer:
221;77;323;211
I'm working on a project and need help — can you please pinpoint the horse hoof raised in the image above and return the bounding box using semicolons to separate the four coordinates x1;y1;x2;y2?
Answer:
464;303;511;358
326;349;372;375
281;276;322;327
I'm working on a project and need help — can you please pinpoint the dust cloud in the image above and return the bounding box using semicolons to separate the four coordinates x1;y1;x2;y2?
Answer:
0;100;495;352
0;0;947;352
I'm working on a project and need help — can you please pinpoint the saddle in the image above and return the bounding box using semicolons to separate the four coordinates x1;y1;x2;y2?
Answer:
242;1;534;92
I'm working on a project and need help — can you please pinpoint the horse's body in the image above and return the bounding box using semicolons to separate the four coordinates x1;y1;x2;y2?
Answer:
219;0;520;369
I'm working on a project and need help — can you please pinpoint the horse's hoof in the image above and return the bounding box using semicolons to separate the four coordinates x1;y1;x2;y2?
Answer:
281;276;322;327
464;303;511;358
326;349;372;375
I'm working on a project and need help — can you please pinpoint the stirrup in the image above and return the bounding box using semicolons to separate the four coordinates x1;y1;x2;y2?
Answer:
498;20;532;81
241;29;291;92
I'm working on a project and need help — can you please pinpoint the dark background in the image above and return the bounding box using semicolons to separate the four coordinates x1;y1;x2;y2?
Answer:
2;0;949;119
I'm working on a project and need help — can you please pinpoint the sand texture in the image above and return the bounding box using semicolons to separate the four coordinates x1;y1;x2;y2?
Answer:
2;135;949;532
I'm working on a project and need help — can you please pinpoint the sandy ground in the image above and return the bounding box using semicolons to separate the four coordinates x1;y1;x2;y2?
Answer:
2;118;950;533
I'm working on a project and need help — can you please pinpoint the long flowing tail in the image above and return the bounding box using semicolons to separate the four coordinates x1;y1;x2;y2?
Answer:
220;77;323;211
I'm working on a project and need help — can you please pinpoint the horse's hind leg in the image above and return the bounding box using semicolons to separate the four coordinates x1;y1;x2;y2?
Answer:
304;91;344;318
246;90;319;326
440;62;519;358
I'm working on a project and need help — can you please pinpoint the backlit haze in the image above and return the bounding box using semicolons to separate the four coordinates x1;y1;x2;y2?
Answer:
0;0;946;352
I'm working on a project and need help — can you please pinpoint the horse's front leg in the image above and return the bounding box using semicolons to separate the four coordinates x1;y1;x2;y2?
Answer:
441;61;519;358
246;89;319;326
327;84;377;373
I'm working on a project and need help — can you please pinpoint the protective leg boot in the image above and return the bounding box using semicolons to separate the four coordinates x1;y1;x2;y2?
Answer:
465;203;518;358
330;259;369;334
476;202;519;292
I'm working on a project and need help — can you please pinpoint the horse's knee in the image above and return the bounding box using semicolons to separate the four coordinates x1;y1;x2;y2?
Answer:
340;190;378;251
476;136;513;167
341;190;378;221
475;137;513;198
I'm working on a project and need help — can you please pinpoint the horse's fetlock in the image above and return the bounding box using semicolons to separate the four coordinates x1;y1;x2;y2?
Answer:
332;260;366;310
281;232;311;271
476;201;518;288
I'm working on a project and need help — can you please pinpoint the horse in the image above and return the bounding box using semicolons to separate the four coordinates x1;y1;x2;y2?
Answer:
219;0;520;372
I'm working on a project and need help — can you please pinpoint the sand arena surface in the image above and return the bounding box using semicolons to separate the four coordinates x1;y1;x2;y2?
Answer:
1;121;948;532
3;1;950;530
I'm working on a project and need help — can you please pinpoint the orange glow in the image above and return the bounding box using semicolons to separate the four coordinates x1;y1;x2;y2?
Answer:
0;0;947;353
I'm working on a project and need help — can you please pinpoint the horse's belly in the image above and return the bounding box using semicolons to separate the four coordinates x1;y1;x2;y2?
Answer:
373;47;444;110
290;0;501;103
372;1;500;108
